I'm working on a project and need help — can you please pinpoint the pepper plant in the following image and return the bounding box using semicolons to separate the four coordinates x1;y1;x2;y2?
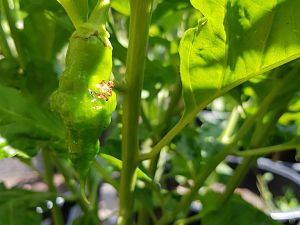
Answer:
1;0;300;225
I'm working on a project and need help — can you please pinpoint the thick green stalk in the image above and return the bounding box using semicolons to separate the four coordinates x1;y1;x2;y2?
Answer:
41;150;64;225
118;0;153;224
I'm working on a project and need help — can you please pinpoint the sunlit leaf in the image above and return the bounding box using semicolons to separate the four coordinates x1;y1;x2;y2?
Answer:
180;0;300;120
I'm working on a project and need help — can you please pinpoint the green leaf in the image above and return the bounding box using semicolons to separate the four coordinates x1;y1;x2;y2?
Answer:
20;0;72;59
111;0;130;16
0;58;21;88
22;61;58;104
0;188;56;225
151;0;191;32
20;0;62;12
70;0;88;21
201;191;281;225
180;0;300;119
0;84;64;157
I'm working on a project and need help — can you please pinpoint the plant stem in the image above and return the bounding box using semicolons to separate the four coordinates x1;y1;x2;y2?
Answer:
139;116;188;161
54;157;89;212
159;79;182;135
93;161;119;190
57;0;83;29
155;113;257;225
137;210;150;225
233;142;297;157
87;169;101;212
118;0;153;224
88;0;109;27
0;19;13;57
220;107;240;144
2;0;26;68
149;79;182;177
41;150;64;225
219;156;255;204
219;108;287;205
174;213;202;225
218;73;295;205
219;69;300;206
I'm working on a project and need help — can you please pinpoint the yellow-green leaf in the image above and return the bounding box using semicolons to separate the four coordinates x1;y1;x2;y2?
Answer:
180;0;300;118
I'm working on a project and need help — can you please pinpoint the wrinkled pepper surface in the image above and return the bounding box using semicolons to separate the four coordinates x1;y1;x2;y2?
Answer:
51;25;116;181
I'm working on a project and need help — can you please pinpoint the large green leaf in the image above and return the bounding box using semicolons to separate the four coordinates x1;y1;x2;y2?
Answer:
180;0;300;118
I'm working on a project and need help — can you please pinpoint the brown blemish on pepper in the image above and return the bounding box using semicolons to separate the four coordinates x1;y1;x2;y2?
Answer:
95;80;114;101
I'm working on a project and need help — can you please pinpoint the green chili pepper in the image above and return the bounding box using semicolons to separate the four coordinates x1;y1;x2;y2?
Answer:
51;22;116;199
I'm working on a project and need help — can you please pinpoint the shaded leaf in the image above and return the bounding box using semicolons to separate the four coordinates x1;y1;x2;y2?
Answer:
22;61;58;104
0;188;56;225
152;0;190;24
0;84;64;157
0;58;21;88
20;0;71;59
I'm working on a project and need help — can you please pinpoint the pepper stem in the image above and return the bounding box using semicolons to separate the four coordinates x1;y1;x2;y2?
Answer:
80;178;90;205
88;0;110;28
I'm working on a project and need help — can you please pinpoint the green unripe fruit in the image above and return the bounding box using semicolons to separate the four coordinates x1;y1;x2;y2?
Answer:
51;25;116;179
